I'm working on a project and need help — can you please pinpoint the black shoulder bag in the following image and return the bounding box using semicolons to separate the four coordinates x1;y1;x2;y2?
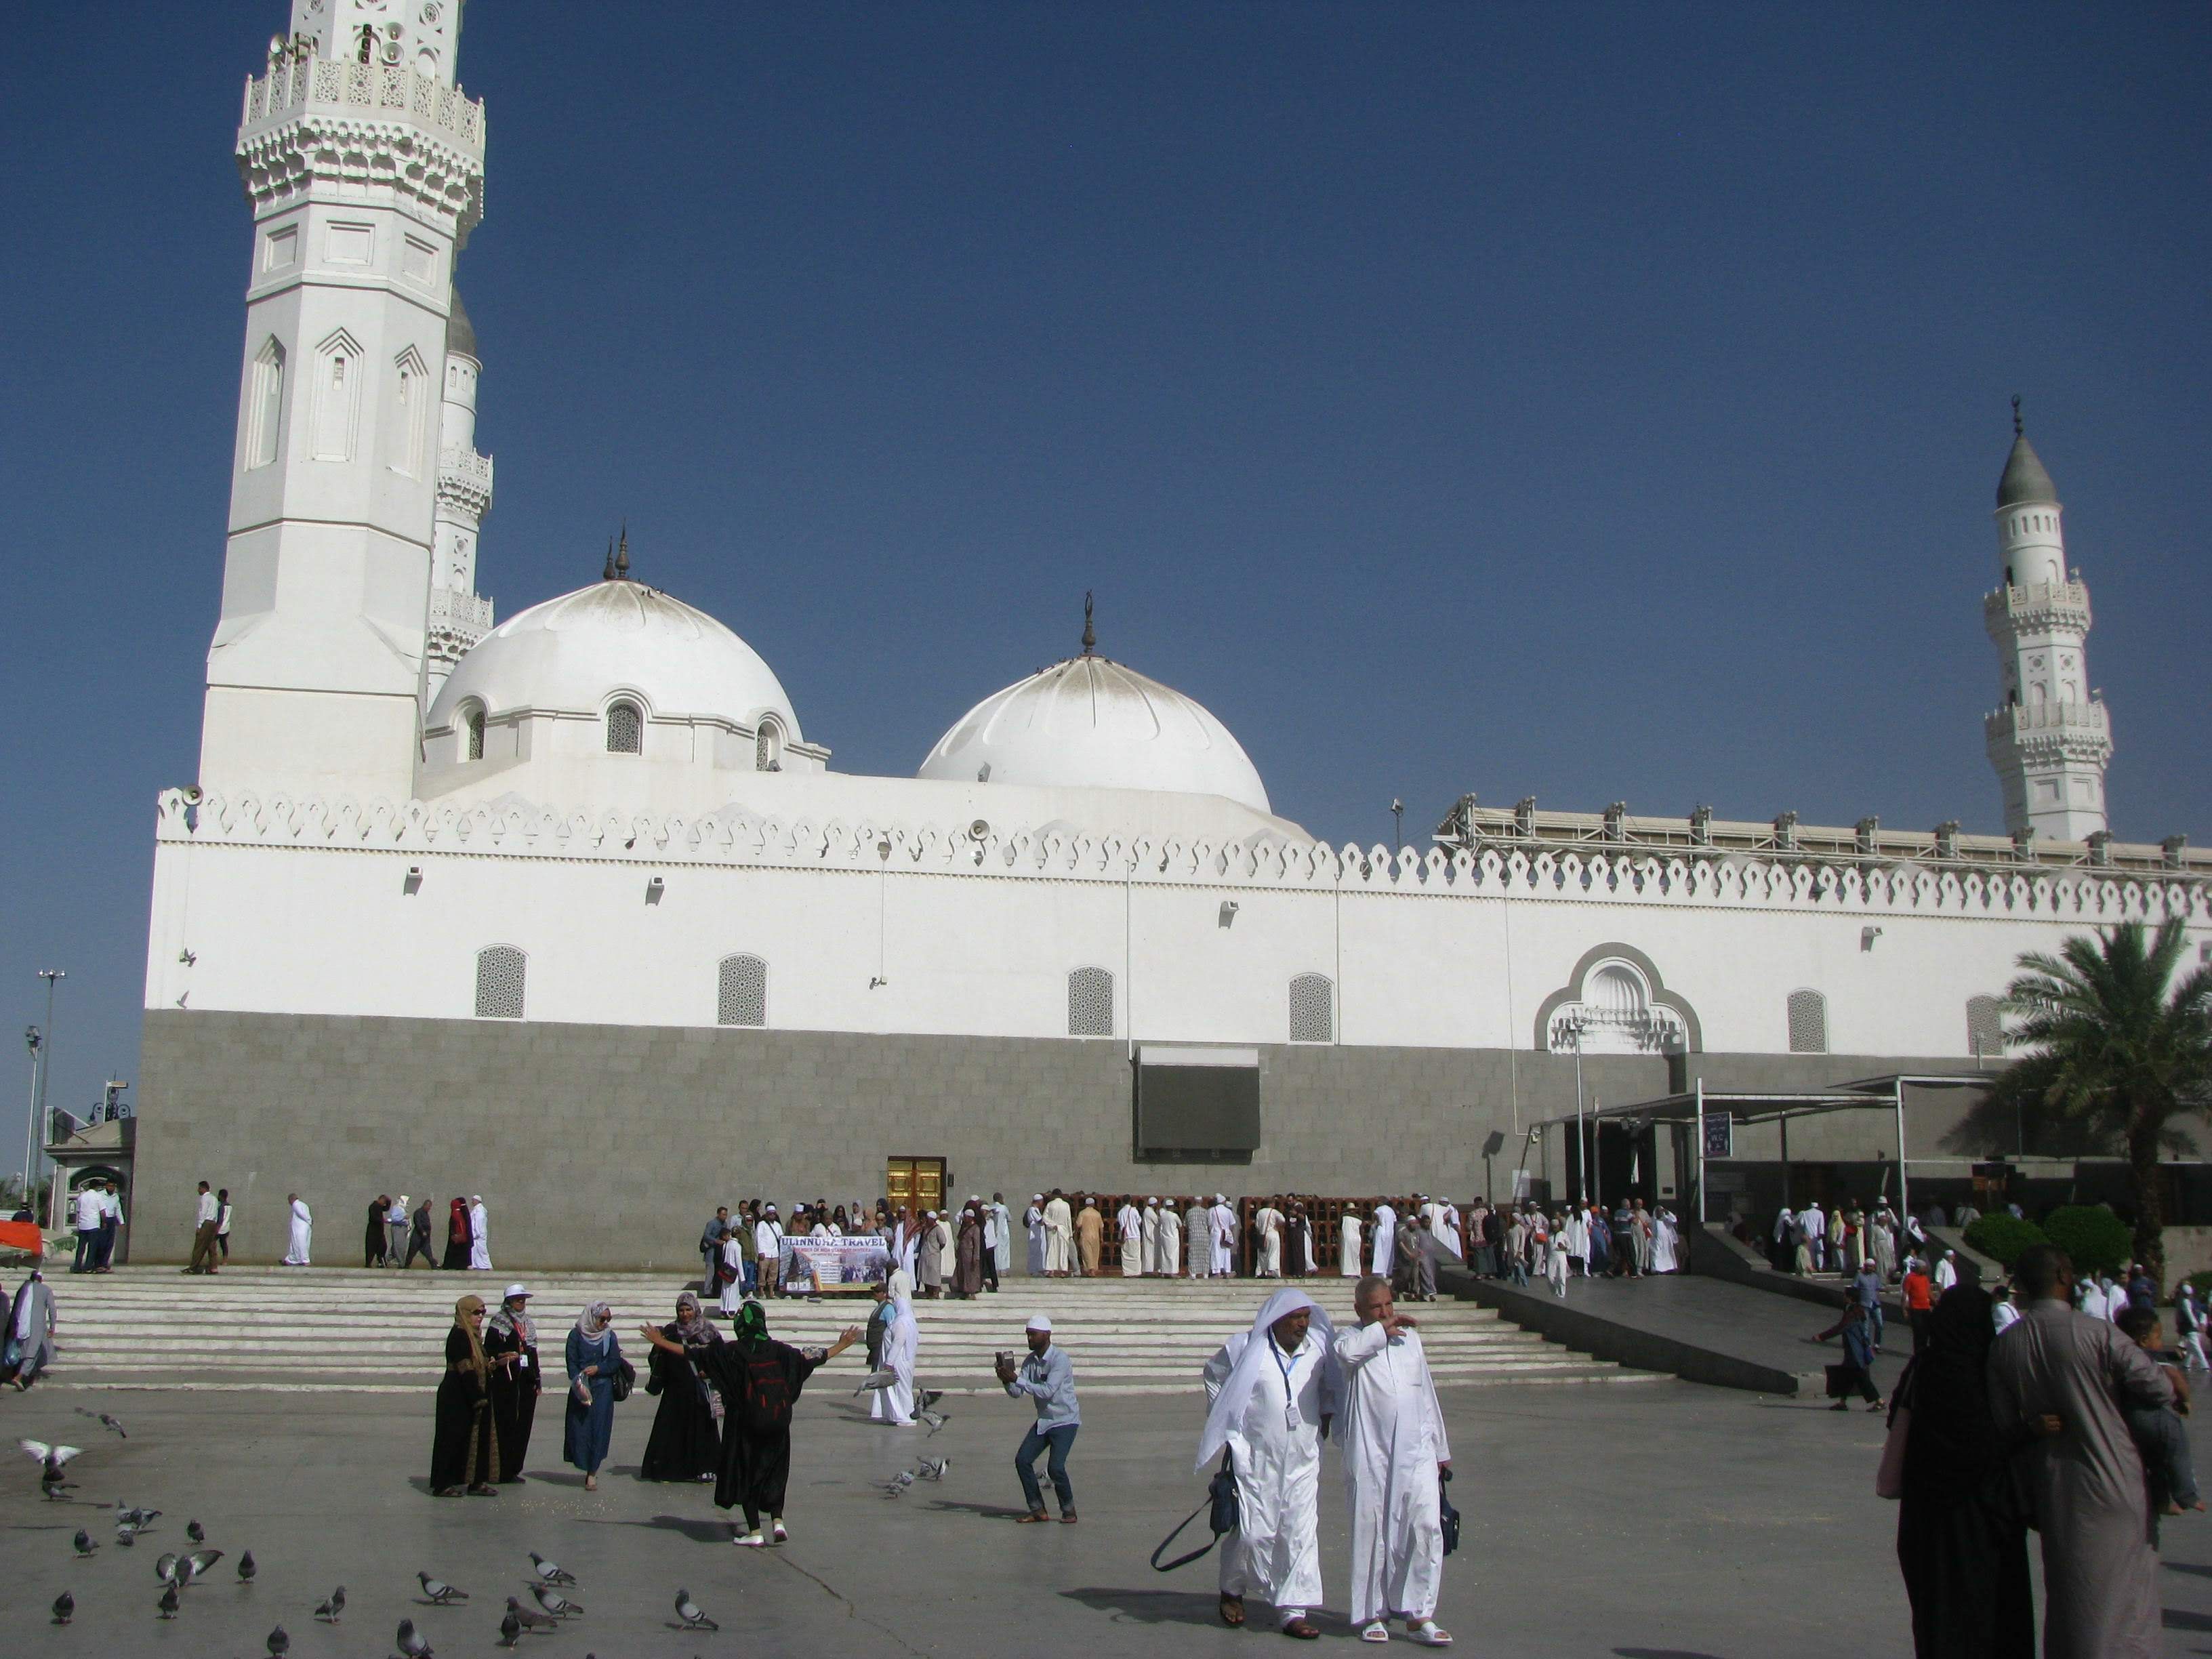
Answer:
1150;1451;1240;1572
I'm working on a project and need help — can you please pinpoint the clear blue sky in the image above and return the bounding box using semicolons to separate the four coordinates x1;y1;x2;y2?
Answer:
1;3;2206;1155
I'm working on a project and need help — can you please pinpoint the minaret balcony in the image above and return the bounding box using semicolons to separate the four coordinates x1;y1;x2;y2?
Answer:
1984;698;2112;763
1983;576;2091;641
237;49;485;231
436;446;494;518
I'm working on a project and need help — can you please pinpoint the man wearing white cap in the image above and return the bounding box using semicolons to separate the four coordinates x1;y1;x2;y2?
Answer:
1187;1197;1211;1281
1159;1197;1183;1279
468;1195;492;1271
1118;1197;1143;1277
755;1204;785;1299
1141;1199;1162;1276
1043;1189;1074;1277
1025;1195;1046;1277
1209;1195;1238;1277
999;1314;1080;1523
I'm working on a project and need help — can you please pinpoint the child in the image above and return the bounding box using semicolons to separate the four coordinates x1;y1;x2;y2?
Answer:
2114;1305;2203;1517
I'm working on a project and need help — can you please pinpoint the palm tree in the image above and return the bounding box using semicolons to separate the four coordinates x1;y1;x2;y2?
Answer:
1996;918;2212;1288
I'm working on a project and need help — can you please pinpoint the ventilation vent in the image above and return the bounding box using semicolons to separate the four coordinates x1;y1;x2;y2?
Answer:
1288;973;1334;1044
1786;989;1827;1054
1067;966;1114;1038
474;945;525;1020
718;954;767;1027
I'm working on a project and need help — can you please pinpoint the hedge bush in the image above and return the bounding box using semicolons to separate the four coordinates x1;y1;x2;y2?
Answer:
2040;1205;2133;1279
1963;1212;2048;1267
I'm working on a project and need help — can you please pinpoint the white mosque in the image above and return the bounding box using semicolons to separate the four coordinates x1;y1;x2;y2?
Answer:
127;2;2211;1268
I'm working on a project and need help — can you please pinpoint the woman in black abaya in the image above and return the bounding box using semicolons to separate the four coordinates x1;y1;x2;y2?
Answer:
483;1284;541;1480
639;1291;722;1481
430;1294;501;1496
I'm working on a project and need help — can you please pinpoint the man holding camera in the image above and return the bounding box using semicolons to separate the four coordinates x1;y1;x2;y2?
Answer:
999;1315;1080;1524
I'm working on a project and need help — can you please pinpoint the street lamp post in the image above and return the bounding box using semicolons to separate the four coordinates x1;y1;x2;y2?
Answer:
20;1026;40;1212
32;970;63;1202
1390;798;1404;855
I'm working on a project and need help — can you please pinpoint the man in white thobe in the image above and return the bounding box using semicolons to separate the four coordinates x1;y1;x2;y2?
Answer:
869;1286;919;1427
1934;1250;1959;1294
283;1194;313;1265
990;1193;1015;1283
1024;1195;1046;1276
1256;1202;1285;1277
1118;1200;1143;1277
1433;1199;1462;1262
1158;1200;1183;1278
1187;1200;1211;1280
1198;1289;1341;1640
1340;1210;1365;1277
1800;1201;1827;1271
1141;1200;1161;1275
1209;1196;1238;1277
1043;1191;1074;1277
468;1196;492;1271
1334;1274;1453;1645
1370;1202;1397;1277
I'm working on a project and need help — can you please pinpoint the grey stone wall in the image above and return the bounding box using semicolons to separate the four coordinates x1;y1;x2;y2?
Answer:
132;1010;1978;1270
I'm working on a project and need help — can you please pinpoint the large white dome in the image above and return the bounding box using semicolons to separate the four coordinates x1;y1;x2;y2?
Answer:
919;653;1269;813
428;578;803;739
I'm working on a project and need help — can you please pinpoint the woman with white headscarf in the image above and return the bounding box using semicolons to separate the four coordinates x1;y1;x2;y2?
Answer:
1196;1288;1341;1639
870;1274;920;1427
564;1300;627;1490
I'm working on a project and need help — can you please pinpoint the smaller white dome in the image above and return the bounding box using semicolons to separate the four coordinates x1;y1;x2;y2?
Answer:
919;653;1269;813
428;579;802;739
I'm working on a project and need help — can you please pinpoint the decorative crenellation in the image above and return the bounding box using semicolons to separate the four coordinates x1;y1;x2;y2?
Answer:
153;788;2212;928
243;53;485;151
436;445;493;519
425;588;494;670
237;57;485;232
1984;575;2091;639
1984;700;2113;766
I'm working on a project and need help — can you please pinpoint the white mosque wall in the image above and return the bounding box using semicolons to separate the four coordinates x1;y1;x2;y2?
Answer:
145;789;2212;1061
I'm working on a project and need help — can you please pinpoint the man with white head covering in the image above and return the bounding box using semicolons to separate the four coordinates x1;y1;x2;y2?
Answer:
987;1192;1011;1292
1335;1275;1453;1645
1369;1200;1397;1279
999;1313;1080;1522
283;1193;312;1265
468;1195;492;1271
1187;1197;1211;1280
1255;1199;1285;1278
1043;1190;1074;1277
1197;1288;1342;1639
1025;1195;1046;1276
1118;1197;1143;1277
870;1275;920;1427
1340;1208;1364;1277
754;1204;785;1298
1158;1198;1183;1279
1141;1199;1161;1275
1210;1195;1239;1277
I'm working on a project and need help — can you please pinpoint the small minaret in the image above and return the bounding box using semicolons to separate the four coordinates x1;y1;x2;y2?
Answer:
199;6;484;800
424;287;494;705
1983;402;2112;842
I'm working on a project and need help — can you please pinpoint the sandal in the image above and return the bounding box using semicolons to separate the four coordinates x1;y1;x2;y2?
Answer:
1282;1617;1322;1640
1059;1511;1078;1524
1361;1620;1391;1642
466;1483;499;1496
1219;1594;1246;1628
1016;1511;1052;1525
1407;1620;1453;1647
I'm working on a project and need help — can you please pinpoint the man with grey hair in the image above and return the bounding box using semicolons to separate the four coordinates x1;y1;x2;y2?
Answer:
1335;1274;1452;1645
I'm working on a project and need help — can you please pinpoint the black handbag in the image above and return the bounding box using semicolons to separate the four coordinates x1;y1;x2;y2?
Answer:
1151;1452;1240;1572
1439;1467;1459;1555
611;1356;637;1403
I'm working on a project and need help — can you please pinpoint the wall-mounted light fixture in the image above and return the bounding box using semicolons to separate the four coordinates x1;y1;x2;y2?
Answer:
1860;926;1883;952
647;875;665;905
1218;900;1240;928
403;865;424;895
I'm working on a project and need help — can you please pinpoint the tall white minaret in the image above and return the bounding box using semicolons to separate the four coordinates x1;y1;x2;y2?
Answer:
424;287;494;705
199;3;485;800
1983;401;2112;842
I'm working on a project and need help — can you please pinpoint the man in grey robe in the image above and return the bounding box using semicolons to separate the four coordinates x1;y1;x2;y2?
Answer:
3;1268;58;1390
1185;1199;1211;1281
1988;1243;2173;1658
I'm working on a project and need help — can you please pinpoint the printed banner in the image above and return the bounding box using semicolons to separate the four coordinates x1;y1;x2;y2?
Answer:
776;1233;893;1294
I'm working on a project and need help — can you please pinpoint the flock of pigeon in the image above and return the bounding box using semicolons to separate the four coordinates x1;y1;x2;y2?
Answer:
26;1418;731;1654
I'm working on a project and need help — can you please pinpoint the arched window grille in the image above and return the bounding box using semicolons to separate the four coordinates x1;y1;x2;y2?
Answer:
756;719;783;772
1966;996;2006;1059
1288;972;1335;1043
718;954;768;1027
1786;988;1828;1054
474;945;526;1020
462;703;485;762
1067;966;1114;1038
606;699;642;754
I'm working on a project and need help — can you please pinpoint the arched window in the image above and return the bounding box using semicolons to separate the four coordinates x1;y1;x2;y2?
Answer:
1067;966;1114;1038
392;347;430;476
1288;972;1334;1043
718;954;767;1027
1966;996;2005;1059
247;337;285;468
311;329;361;461
1786;989;1828;1054
1544;956;1689;1054
462;703;485;762
755;718;783;773
605;699;642;754
474;945;526;1020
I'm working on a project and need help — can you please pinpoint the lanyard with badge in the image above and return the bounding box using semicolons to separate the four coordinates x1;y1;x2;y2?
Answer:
1274;1336;1303;1431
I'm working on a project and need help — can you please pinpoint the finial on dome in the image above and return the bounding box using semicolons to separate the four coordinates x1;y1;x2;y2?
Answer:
615;523;630;580
602;537;615;581
2012;394;2023;438
1081;591;1096;657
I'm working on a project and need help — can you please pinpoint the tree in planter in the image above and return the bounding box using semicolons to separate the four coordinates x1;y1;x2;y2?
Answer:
1996;918;2212;1290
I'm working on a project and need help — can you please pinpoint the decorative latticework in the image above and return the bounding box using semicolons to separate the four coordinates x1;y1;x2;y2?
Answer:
605;701;642;754
1786;988;1828;1054
464;706;484;762
1966;995;2006;1059
1288;973;1334;1044
718;954;767;1028
1067;966;1114;1037
474;945;525;1020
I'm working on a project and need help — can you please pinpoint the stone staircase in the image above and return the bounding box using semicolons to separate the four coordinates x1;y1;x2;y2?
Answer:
36;1267;1658;1395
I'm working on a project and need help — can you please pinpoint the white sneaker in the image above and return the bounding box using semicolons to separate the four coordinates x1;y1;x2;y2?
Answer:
732;1531;766;1547
771;1521;789;1543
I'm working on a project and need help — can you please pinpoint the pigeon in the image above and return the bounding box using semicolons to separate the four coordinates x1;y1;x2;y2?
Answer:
396;1618;435;1659
266;1625;291;1657
674;1589;717;1632
20;1439;82;1498
187;1519;206;1544
156;1550;182;1583
499;1609;523;1648
851;1368;899;1396
117;1502;162;1528
504;1597;558;1635
184;1548;224;1583
75;1406;127;1438
53;1592;75;1625
418;1572;467;1603
116;1522;138;1547
920;1388;945;1410
314;1585;346;1623
238;1550;258;1582
158;1581;182;1619
73;1529;97;1557
919;1455;951;1480
879;1469;916;1498
918;1408;949;1435
530;1584;583;1619
529;1551;575;1586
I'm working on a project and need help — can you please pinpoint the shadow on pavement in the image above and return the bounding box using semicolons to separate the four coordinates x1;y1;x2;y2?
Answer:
1062;1585;1229;1629
1616;1649;1729;1658
924;1498;1033;1520
586;1513;728;1544
2167;1606;2212;1632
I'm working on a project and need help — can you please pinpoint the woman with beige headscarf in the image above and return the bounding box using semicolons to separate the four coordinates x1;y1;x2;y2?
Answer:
430;1294;504;1496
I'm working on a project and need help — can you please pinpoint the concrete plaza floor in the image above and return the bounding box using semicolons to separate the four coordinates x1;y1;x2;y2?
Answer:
11;1376;2212;1656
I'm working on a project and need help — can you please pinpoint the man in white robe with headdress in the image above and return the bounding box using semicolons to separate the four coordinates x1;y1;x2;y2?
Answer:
1158;1199;1182;1279
870;1278;920;1427
1025;1195;1046;1276
1335;1274;1453;1646
468;1195;492;1271
1369;1200;1397;1278
1256;1201;1285;1278
1209;1195;1238;1277
990;1193;1015;1284
1198;1288;1342;1639
1043;1191;1074;1277
283;1193;312;1265
1118;1198;1143;1277
1141;1200;1162;1275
